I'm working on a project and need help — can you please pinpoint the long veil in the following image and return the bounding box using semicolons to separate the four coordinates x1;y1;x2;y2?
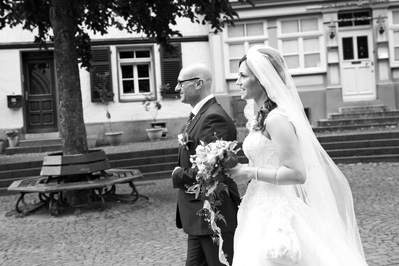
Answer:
245;46;366;259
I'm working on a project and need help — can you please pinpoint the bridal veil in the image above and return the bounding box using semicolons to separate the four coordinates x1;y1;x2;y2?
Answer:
244;45;366;259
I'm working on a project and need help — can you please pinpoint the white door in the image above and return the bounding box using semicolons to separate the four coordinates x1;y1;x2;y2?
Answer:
339;29;375;102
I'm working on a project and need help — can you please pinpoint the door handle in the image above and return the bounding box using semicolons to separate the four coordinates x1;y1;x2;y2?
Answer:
25;91;29;101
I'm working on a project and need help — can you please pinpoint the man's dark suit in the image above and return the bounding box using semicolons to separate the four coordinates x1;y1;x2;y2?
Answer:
172;97;240;266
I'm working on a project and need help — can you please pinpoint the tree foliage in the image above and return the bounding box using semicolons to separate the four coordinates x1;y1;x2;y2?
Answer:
0;0;253;70
0;0;253;203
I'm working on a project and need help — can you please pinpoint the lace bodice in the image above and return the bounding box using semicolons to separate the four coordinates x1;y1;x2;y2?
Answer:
243;131;279;170
240;108;299;207
242;107;288;170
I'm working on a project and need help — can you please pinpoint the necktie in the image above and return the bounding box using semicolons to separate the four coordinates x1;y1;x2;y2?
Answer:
184;112;195;132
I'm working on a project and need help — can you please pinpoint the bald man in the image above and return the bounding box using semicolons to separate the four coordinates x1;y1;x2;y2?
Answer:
172;64;240;266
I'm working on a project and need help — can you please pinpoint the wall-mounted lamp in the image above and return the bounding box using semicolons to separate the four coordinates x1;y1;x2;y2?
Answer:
377;15;385;34
328;20;336;39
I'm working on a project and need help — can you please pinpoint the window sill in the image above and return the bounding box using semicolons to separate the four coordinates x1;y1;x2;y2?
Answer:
119;95;149;102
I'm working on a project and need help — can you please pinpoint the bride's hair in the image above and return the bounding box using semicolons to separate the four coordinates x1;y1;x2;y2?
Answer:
239;54;280;132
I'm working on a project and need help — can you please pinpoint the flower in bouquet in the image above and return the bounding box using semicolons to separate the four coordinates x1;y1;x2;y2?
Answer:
186;133;240;265
177;132;193;150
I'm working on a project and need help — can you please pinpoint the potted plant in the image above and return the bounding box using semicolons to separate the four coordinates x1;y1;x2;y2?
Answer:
5;129;19;147
96;72;123;146
0;139;4;153
143;94;164;141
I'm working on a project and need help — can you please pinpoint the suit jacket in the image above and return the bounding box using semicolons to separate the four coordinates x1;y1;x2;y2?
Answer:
172;97;240;236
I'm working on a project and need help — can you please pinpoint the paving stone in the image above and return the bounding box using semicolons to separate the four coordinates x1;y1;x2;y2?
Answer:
0;162;398;265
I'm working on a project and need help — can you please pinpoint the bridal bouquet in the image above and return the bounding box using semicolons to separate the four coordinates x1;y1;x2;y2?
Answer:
186;134;240;265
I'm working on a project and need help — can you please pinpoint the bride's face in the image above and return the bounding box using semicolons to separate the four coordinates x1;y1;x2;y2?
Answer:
236;61;265;101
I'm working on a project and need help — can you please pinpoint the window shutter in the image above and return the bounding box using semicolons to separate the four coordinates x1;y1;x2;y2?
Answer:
160;44;181;99
90;48;113;102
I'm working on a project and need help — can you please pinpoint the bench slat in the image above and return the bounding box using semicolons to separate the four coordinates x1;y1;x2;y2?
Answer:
8;169;143;193
43;149;108;165
41;160;111;176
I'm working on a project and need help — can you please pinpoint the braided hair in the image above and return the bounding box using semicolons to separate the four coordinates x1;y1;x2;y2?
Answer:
239;55;278;132
253;98;277;132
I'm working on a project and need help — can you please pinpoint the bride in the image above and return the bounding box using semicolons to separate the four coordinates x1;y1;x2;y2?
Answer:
226;45;368;265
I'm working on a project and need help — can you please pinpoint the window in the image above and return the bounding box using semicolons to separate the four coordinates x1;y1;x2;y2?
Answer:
389;10;399;66
224;21;268;77
117;47;154;101
277;16;326;74
160;44;182;98
90;48;113;103
338;10;371;27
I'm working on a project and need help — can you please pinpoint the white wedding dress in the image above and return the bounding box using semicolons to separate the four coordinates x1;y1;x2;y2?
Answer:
232;109;369;266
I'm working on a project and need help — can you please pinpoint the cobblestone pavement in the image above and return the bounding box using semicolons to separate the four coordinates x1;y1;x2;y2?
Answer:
0;162;398;266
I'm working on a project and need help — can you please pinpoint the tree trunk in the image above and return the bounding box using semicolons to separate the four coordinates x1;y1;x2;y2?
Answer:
50;0;88;155
50;0;90;205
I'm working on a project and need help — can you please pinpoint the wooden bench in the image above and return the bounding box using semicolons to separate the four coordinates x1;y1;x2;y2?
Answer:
7;150;146;216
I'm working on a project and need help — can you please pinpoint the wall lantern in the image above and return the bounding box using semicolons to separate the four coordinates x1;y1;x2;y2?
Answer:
328;20;336;39
377;15;385;34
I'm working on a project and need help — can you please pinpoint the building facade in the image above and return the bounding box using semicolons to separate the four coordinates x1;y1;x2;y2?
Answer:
224;0;399;126
1;0;399;149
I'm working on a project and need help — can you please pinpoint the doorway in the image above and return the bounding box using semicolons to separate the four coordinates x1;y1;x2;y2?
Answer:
339;29;376;102
22;51;58;133
338;10;376;102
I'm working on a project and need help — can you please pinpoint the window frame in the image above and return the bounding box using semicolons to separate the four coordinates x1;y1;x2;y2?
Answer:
388;9;399;67
223;20;268;79
277;15;326;75
116;46;156;102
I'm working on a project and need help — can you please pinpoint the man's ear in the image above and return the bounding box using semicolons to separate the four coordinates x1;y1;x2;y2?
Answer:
196;79;204;89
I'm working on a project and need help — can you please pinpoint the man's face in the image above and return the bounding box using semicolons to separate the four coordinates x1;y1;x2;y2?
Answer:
175;74;200;105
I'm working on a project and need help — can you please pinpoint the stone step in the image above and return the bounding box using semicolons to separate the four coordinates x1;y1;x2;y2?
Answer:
0;148;248;189
327;146;399;158
5;145;62;155
317;131;399;143
317;116;399;127
18;138;62;147
312;123;399;133
332;154;399;164
338;105;387;114
329;110;399;120
320;138;399;150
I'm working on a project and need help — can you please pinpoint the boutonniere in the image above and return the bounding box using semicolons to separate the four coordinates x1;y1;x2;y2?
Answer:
178;132;193;150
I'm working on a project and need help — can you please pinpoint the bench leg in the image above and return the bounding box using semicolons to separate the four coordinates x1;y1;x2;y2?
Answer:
15;192;46;214
128;181;149;201
102;181;148;203
49;192;68;217
49;193;60;217
15;193;26;213
93;188;105;211
104;185;116;195
39;193;51;203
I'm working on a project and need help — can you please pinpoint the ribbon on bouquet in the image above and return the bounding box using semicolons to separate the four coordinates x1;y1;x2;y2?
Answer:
203;200;230;266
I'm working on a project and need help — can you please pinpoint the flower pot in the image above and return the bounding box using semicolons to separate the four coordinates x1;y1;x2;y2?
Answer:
146;128;163;142
7;136;19;147
151;121;168;138
105;131;123;146
87;135;97;148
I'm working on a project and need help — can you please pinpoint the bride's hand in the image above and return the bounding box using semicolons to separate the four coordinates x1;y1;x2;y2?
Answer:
225;163;251;184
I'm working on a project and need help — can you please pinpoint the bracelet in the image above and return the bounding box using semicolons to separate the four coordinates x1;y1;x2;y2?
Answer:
275;167;279;185
255;167;259;181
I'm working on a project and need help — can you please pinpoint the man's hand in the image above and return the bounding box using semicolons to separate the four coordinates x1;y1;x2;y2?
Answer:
172;166;181;176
